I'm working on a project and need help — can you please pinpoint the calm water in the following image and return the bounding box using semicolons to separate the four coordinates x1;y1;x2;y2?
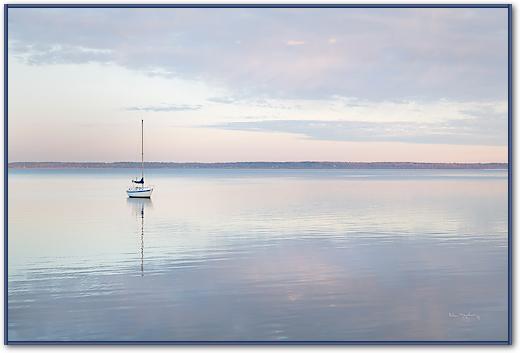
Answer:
7;168;509;342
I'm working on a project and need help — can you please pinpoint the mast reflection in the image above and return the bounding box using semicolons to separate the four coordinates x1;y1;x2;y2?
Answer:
127;198;152;276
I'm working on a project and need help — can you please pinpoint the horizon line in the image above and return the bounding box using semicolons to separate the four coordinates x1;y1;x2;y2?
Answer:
7;161;508;170
7;161;509;164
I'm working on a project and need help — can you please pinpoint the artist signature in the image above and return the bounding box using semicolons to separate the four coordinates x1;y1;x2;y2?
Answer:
448;312;480;322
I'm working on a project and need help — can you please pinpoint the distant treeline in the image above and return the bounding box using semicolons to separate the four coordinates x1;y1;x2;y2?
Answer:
8;162;508;169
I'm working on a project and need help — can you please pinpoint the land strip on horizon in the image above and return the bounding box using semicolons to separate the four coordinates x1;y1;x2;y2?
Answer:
7;162;508;169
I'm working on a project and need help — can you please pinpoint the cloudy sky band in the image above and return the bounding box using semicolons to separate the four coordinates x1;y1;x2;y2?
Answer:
7;7;509;162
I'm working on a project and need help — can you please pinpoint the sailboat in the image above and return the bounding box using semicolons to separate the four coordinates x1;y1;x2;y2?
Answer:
127;120;154;198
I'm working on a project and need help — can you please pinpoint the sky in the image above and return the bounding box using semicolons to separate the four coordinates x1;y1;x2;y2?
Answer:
7;7;509;162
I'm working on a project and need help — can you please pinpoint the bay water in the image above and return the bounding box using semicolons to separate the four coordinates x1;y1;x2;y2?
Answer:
7;168;508;342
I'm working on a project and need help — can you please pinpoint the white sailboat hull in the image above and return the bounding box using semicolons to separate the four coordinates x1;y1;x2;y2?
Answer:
127;186;153;198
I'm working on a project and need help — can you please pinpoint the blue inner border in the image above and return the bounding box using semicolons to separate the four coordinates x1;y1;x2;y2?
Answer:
3;3;513;345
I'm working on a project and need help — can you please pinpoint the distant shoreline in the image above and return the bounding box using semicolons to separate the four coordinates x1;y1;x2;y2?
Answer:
7;162;508;170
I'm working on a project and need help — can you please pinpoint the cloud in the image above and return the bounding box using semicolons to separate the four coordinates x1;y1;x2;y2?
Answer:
286;40;305;46
10;42;113;65
207;96;237;104
211;114;506;146
125;104;202;112
7;7;508;101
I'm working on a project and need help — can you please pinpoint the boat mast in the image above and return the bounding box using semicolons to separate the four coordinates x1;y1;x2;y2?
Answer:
141;119;144;180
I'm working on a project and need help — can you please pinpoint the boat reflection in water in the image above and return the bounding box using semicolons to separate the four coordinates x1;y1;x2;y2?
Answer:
127;198;152;276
